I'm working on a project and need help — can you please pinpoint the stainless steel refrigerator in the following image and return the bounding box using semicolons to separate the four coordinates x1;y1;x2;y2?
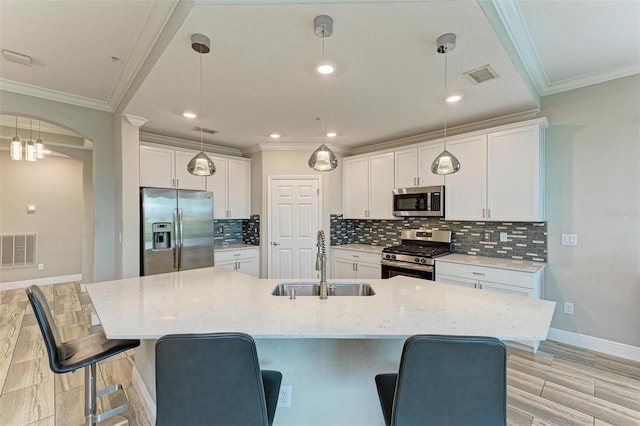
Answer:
140;188;214;276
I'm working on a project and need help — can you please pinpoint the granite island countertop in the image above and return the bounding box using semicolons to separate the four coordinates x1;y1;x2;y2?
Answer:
86;266;555;341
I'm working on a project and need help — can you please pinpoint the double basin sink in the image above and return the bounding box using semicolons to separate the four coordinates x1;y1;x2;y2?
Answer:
272;282;375;297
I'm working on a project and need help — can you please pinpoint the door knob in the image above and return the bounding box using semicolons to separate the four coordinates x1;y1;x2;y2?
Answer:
272;241;280;246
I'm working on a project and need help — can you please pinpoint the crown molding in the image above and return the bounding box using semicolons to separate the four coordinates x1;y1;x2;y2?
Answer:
0;79;113;112
124;114;148;128
139;131;243;157
243;142;353;156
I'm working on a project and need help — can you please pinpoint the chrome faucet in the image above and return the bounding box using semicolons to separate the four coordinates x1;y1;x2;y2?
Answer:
316;230;328;300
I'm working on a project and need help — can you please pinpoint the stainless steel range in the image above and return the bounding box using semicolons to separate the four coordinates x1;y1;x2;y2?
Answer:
381;229;452;280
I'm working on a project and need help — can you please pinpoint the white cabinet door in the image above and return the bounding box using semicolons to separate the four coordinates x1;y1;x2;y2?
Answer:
444;135;488;220
228;158;251;219
394;148;419;188
140;145;175;188
237;257;258;277
356;262;381;279
487;124;543;221
417;142;445;187
174;151;206;190
368;152;395;219
343;157;369;219
206;156;228;220
333;258;358;279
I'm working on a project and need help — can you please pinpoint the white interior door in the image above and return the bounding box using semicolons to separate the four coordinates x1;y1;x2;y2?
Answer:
269;177;321;279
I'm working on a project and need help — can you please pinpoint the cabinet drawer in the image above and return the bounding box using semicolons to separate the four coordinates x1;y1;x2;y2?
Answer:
331;248;380;265
436;262;534;289
215;248;259;262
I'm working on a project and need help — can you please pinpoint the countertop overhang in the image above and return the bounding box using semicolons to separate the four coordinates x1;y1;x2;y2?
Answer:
86;267;555;341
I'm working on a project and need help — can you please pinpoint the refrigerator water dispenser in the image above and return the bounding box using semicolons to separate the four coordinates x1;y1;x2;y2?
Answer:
152;222;172;250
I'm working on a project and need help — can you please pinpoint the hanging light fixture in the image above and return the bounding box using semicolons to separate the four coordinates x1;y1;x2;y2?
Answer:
35;120;45;159
187;33;216;176
10;116;22;160
308;15;338;172
25;119;37;162
431;33;461;175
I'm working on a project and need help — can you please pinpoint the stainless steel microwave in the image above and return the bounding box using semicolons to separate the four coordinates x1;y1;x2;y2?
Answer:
393;185;444;217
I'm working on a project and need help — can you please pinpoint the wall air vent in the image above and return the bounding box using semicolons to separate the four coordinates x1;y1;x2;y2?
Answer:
1;233;37;268
192;126;218;135
463;65;499;85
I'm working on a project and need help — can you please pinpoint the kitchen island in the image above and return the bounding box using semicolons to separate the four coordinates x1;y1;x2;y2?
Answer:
86;267;555;425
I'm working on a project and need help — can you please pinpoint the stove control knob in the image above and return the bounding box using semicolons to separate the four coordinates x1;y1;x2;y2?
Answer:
391;254;396;260
420;258;427;264
414;257;420;263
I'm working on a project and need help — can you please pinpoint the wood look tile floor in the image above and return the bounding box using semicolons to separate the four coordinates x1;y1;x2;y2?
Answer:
1;282;639;426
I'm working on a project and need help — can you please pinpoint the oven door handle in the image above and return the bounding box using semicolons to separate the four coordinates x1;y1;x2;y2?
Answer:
380;259;434;273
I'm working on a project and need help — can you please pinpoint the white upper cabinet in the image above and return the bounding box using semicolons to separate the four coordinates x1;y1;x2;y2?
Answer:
443;134;488;221
445;119;547;222
140;145;205;190
206;155;251;219
394;142;445;188
343;152;395;219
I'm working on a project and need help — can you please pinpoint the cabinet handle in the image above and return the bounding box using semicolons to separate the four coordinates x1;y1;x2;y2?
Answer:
352;263;355;271
482;209;486;218
474;283;478;289
416;177;420;185
479;283;483;289
355;264;359;272
413;177;417;186
472;272;485;276
487;209;491;219
272;241;280;246
176;178;179;188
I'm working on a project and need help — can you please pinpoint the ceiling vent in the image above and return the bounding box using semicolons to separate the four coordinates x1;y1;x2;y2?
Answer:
463;65;499;85
192;126;217;135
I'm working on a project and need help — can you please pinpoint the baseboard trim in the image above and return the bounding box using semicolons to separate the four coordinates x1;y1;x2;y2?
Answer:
132;365;156;424
548;328;640;362
0;274;82;291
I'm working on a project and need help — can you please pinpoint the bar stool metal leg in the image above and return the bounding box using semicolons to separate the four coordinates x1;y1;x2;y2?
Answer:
85;364;98;426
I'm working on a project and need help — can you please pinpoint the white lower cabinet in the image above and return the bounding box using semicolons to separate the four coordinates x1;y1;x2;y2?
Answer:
215;247;259;278
436;259;543;352
331;248;381;279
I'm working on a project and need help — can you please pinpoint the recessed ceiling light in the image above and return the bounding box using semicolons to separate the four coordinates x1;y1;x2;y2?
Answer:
326;132;337;137
444;94;463;103
269;133;281;139
183;112;197;119
316;63;335;74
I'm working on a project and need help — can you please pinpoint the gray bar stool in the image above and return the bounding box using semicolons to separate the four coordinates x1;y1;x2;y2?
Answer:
26;284;140;425
375;334;507;426
155;332;282;426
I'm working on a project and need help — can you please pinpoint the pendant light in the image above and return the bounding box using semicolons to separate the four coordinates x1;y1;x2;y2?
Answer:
10;116;22;160
25;119;37;162
187;33;216;176
431;33;461;175
308;15;338;172
35;120;45;159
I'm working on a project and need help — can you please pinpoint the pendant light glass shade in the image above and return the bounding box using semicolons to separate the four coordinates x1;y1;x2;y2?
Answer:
309;144;337;171
10;137;22;160
431;149;461;174
187;152;216;176
187;33;215;177
25;141;37;161
431;33;461;176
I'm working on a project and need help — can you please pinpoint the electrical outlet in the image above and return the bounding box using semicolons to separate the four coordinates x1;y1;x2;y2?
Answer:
278;385;292;407
499;232;508;242
563;302;574;315
483;232;490;241
37;263;44;270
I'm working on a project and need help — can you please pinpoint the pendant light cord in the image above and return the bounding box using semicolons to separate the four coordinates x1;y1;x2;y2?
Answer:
443;49;448;142
320;24;327;145
199;46;204;151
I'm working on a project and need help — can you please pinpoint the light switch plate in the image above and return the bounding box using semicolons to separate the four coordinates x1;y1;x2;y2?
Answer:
499;232;508;242
561;234;578;246
27;204;37;214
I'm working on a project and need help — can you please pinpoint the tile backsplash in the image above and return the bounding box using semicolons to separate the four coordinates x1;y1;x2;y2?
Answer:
214;214;260;247
330;215;547;262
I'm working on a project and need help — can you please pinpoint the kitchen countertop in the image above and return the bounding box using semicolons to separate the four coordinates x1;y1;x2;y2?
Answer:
214;244;259;251
86;266;554;341
436;253;547;273
331;244;386;254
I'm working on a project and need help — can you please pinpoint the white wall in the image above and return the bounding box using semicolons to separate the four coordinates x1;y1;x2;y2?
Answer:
0;90;116;283
0;152;83;284
540;74;640;347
